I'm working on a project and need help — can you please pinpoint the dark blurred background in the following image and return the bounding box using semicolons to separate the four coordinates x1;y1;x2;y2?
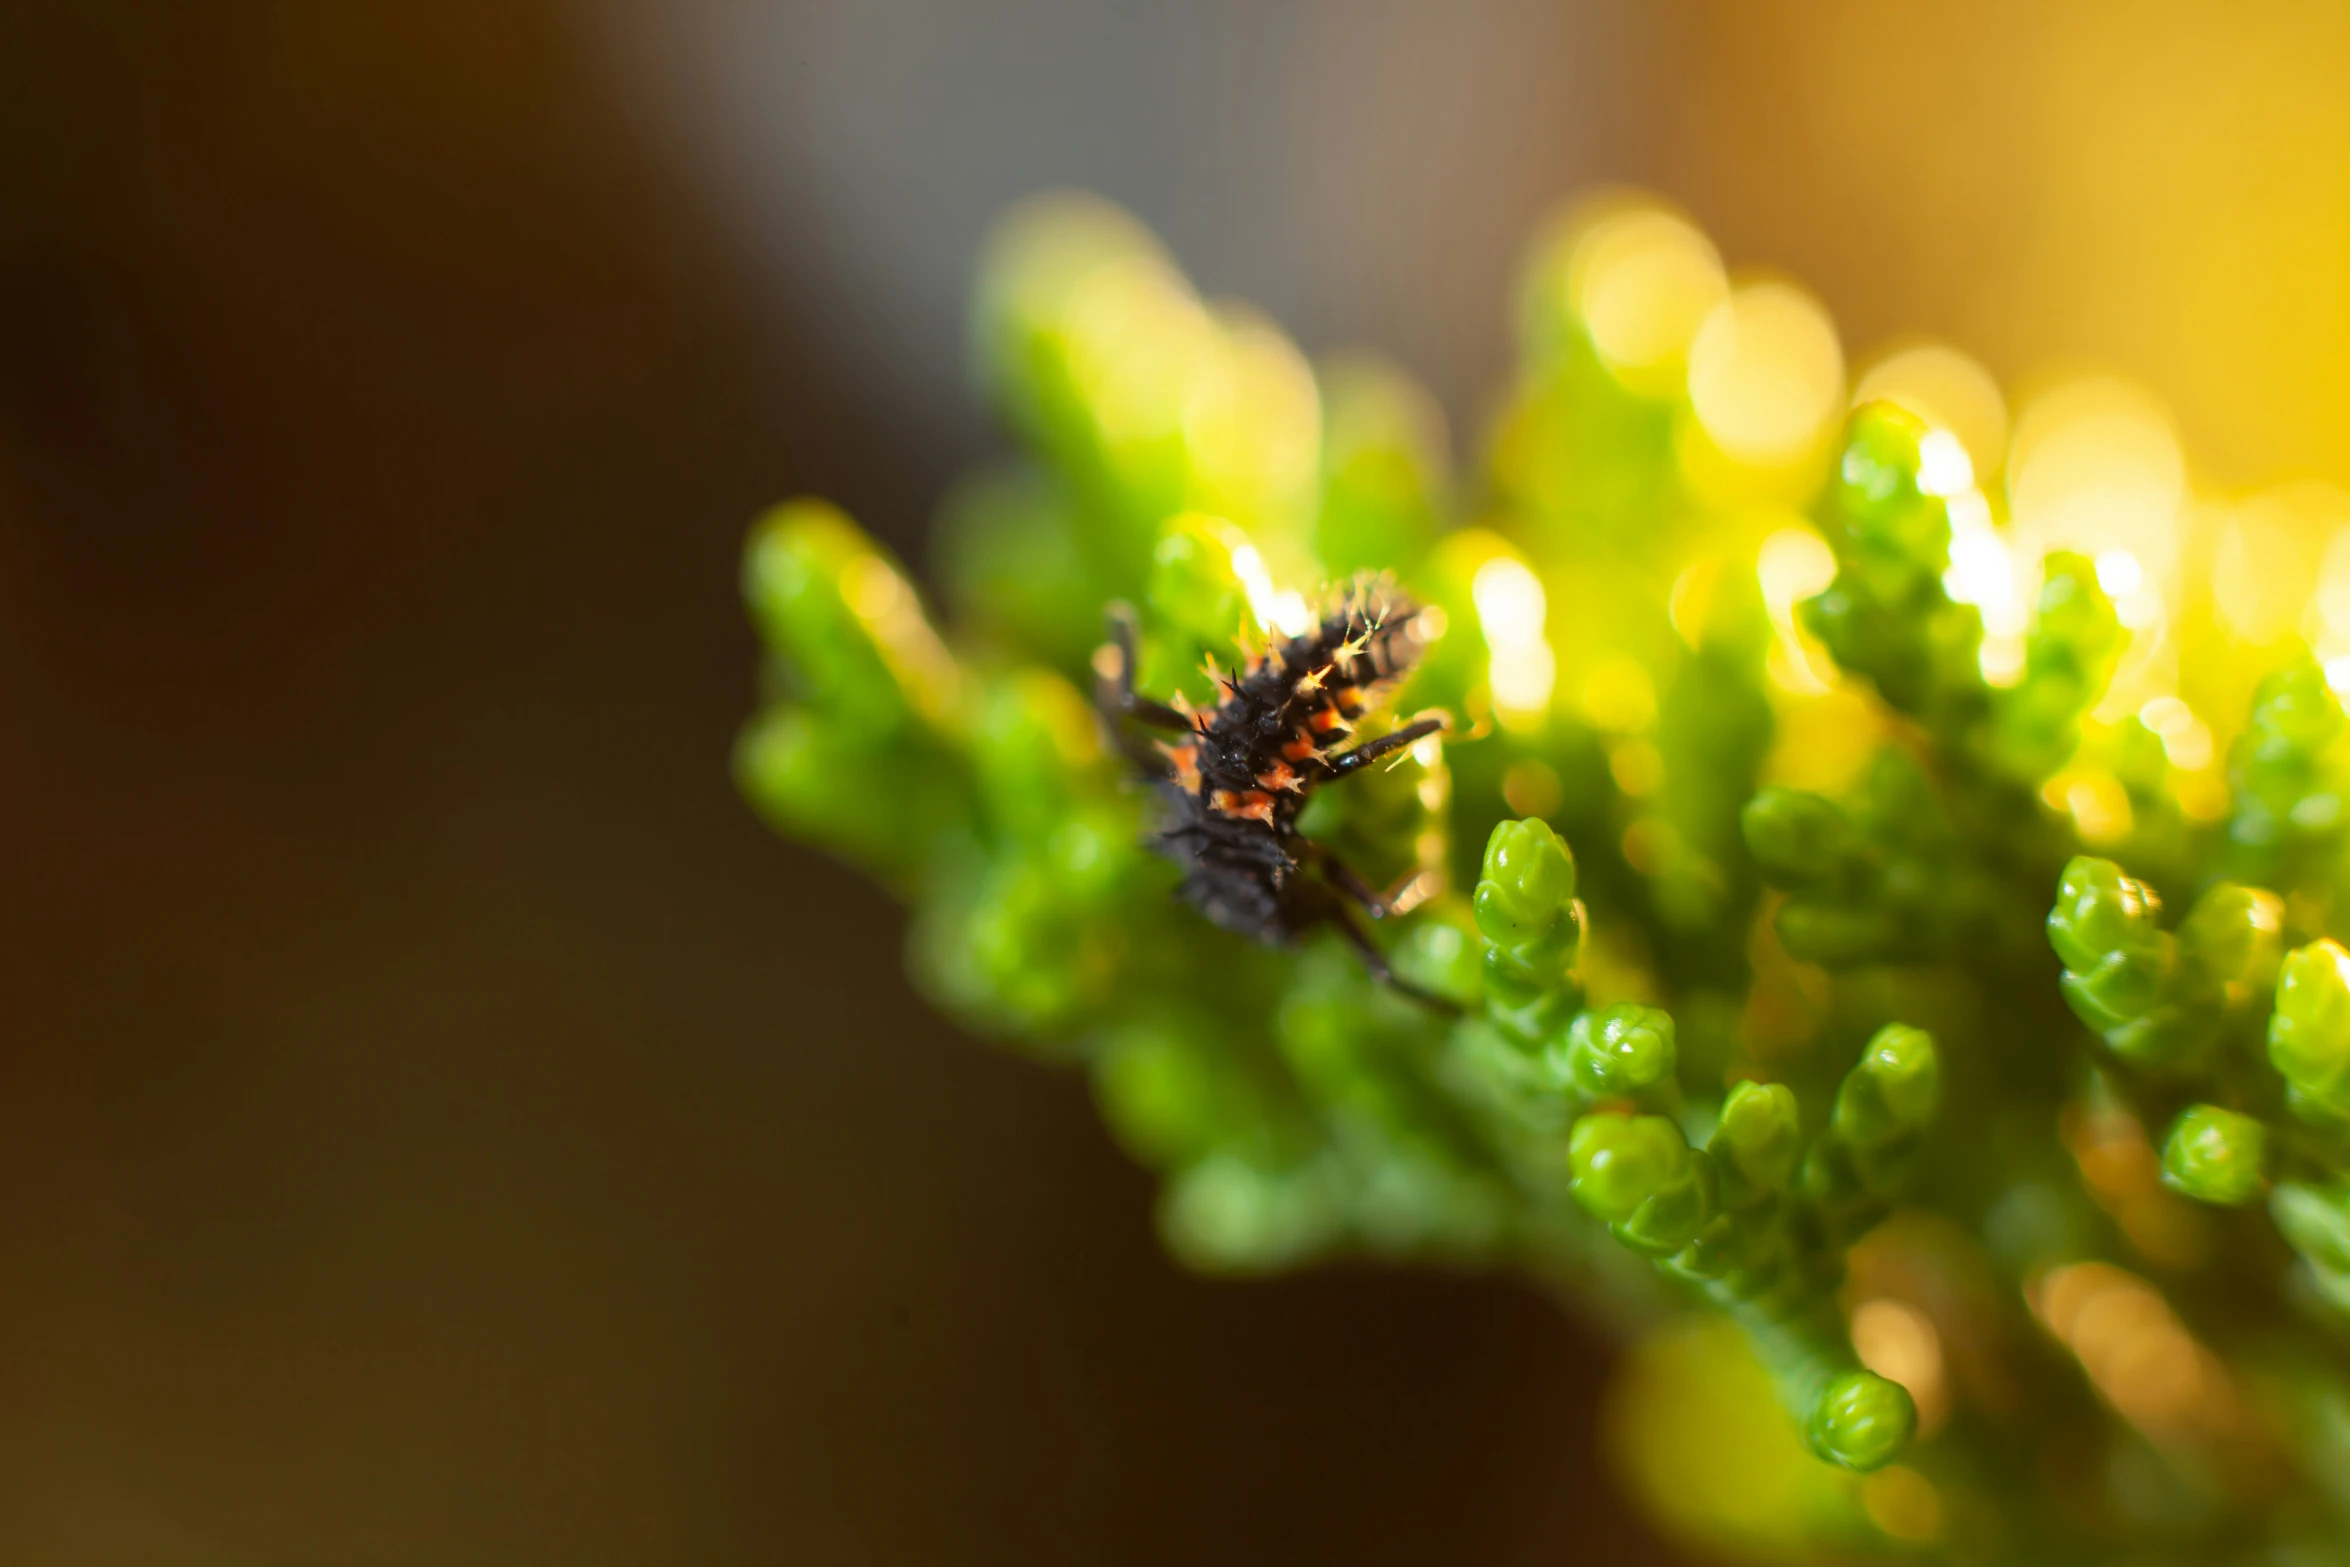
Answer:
5;3;2350;1563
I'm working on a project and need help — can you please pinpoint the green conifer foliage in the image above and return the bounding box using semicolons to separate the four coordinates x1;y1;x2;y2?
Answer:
743;190;2350;1561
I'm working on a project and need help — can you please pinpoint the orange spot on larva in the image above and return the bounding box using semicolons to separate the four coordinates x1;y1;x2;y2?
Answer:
1211;789;1277;825
1158;741;1202;791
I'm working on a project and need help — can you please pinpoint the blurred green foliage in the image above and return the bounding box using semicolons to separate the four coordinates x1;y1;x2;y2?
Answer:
743;189;2350;1562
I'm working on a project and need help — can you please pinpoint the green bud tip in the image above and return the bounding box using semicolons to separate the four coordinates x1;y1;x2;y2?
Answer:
1564;1003;1677;1097
1475;818;1578;945
2180;883;2286;996
1810;1370;1916;1472
2048;856;2161;975
744;499;857;616
2160;1105;2269;1207
2272;939;2350;1098
1837;402;1929;519
1568;1113;1689;1225
1740;788;1849;878
1841;1024;1940;1141
2031;550;2112;628
2247;657;2345;753
1714;1080;1802;1194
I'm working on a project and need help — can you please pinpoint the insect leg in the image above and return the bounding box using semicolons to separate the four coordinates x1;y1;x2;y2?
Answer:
1307;843;1400;919
1095;603;1194;732
1326;903;1460;1016
1323;714;1449;779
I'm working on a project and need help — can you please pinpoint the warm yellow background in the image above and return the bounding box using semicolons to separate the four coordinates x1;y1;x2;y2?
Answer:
1661;2;2350;490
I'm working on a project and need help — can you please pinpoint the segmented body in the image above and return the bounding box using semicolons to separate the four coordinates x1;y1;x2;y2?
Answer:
1109;578;1441;948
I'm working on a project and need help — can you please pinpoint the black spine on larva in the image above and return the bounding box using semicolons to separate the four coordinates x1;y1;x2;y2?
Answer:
1133;576;1431;946
1190;577;1424;821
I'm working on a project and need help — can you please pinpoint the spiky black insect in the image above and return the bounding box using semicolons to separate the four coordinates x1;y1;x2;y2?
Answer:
1094;576;1453;1004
